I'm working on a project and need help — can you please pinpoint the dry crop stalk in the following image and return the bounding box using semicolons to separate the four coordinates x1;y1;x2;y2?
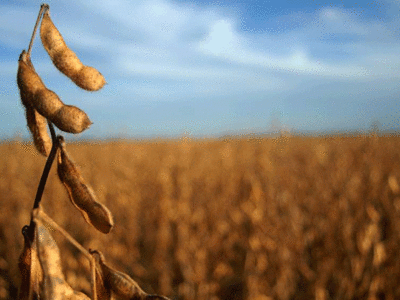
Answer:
16;4;170;300
57;136;114;234
17;50;92;134
40;8;106;91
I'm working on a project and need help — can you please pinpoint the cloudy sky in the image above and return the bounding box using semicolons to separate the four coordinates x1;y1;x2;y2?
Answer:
1;0;399;139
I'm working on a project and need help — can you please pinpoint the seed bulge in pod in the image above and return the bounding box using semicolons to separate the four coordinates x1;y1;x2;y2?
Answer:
32;88;64;119
72;65;106;92
57;139;114;234
17;50;65;122
40;10;66;55
52;48;82;77
26;106;52;156
17;51;46;107
40;10;106;91
90;250;147;300
52;105;92;134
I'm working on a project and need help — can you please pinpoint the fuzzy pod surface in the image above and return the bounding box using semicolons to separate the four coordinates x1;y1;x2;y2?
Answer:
40;10;106;91
17;51;92;134
57;138;114;234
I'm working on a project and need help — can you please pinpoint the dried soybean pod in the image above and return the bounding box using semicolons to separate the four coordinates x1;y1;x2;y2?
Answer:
33;87;92;134
18;225;43;300
90;250;147;300
17;50;92;134
40;10;106;91
18;50;64;116
51;47;84;81
34;217;91;300
32;88;64;119
18;52;52;156
39;8;65;56
17;51;63;121
71;65;106;92
52;105;92;134
94;268;113;300
18;227;31;300
57;138;114;234
91;254;113;300
17;51;46;108
26;106;52;156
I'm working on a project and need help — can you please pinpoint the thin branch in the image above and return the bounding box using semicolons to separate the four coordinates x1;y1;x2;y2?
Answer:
49;120;57;142
32;123;59;210
34;208;92;261
27;3;49;57
27;122;60;240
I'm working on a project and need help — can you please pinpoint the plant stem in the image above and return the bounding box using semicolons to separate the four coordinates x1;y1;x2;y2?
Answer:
27;122;59;239
32;122;58;210
26;3;49;57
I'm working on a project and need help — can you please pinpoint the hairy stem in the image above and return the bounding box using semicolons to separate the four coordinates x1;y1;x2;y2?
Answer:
27;3;49;57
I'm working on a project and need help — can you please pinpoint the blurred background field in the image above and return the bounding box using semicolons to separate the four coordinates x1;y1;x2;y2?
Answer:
1;134;400;300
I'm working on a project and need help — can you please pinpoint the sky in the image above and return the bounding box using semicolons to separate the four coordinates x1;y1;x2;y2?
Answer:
1;0;399;139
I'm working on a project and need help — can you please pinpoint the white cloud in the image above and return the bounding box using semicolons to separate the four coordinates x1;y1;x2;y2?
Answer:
200;19;240;55
1;0;400;137
5;0;398;83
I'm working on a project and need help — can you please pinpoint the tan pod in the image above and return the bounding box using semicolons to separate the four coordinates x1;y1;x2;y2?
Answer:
57;138;114;234
35;218;90;300
52;105;92;134
17;51;92;134
40;10;106;91
90;250;147;300
92;256;113;300
17;52;63;117
25;106;52;156
17;225;43;300
90;250;170;299
17;52;44;108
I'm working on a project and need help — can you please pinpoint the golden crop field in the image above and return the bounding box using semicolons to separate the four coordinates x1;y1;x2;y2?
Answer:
0;134;400;300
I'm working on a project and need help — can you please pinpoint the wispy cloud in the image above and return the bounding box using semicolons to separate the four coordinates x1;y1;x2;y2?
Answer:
1;0;399;138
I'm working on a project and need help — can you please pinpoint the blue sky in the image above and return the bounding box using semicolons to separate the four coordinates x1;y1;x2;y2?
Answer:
1;0;399;139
